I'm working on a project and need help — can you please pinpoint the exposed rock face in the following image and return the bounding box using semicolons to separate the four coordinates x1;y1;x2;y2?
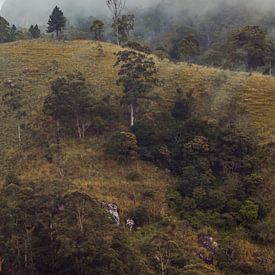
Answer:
102;202;120;225
197;233;218;265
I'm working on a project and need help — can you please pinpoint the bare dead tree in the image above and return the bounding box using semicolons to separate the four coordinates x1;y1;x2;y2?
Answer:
106;0;126;45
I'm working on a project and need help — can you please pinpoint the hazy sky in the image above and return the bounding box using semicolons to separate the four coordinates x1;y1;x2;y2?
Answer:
0;0;5;9
2;0;275;26
0;0;160;25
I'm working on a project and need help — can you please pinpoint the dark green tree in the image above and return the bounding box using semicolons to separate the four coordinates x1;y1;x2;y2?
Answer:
90;20;104;41
114;50;159;127
47;6;66;39
43;72;96;141
0;16;11;43
107;131;138;161
29;24;41;39
178;34;200;64
225;26;271;72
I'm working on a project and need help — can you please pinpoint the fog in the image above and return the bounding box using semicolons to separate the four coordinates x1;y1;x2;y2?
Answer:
1;0;275;26
0;0;159;26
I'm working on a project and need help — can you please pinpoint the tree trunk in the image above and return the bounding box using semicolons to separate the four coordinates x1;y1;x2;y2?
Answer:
269;60;272;76
17;124;21;146
76;115;82;139
0;257;4;273
130;104;135;127
56;120;60;145
77;202;84;234
114;16;120;45
81;121;86;139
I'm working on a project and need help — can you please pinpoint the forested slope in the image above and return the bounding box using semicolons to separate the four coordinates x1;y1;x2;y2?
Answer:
0;40;274;274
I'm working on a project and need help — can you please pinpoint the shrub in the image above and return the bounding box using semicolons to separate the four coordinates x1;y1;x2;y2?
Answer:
251;221;275;244
5;173;20;186
239;200;259;226
127;205;150;227
126;170;143;182
107;131;138;161
142;190;155;199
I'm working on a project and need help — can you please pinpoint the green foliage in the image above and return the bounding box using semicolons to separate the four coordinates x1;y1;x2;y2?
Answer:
43;72;97;140
0;179;154;274
107;131;138;161
239;200;259;226
251;221;275;244
225;25;274;71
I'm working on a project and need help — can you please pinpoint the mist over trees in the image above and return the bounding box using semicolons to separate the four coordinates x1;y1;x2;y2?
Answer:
0;0;274;274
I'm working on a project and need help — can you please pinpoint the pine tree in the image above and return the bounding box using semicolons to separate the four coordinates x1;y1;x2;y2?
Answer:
47;6;66;39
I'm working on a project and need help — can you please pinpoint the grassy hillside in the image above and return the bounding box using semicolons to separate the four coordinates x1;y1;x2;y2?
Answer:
0;40;274;273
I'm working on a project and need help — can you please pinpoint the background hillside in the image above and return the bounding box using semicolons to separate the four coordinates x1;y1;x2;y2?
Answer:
0;40;274;274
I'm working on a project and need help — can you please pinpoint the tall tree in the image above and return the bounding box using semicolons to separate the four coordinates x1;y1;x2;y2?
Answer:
2;85;27;146
47;6;66;39
225;26;271;72
115;14;135;44
114;50;159;127
106;0;126;45
43;72;96;140
90;20;104;41
178;34;200;64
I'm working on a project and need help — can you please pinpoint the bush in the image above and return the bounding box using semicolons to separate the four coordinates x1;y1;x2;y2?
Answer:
5;173;20;186
127;205;150;227
142;190;155;199
251;221;275;244
239;200;259;226
107;131;138;161
126;170;143;182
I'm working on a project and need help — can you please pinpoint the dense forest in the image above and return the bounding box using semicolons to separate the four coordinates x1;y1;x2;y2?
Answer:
0;0;274;274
